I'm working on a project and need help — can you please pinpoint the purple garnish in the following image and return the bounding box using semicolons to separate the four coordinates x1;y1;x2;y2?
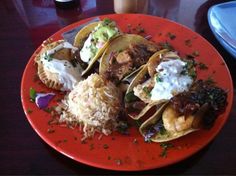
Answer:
144;122;163;142
35;93;55;109
153;123;162;131
144;35;152;40
144;130;155;142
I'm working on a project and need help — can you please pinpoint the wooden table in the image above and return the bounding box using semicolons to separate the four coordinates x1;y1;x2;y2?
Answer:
1;0;235;174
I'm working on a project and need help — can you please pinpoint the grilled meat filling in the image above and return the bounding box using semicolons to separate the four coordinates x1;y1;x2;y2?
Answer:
104;44;157;83
170;80;227;128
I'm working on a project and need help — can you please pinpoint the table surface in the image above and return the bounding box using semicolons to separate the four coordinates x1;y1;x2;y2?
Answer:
1;0;235;175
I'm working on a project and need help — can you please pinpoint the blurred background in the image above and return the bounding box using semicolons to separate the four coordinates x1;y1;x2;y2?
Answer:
7;0;215;46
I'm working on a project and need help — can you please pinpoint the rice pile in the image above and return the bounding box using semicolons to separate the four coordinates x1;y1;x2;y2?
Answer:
58;73;121;139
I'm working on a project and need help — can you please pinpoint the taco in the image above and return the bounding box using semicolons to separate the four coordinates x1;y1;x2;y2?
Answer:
139;80;228;142
35;40;82;91
125;51;196;120
73;18;120;76
99;34;160;84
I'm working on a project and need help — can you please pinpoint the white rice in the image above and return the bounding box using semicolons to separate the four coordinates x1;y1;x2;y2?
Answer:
58;73;121;140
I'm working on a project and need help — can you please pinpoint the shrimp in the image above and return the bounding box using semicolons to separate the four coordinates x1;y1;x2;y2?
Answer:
162;105;194;133
162;105;178;132
174;115;194;132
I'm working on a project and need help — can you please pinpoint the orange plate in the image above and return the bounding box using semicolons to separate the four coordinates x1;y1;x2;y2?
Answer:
21;14;233;171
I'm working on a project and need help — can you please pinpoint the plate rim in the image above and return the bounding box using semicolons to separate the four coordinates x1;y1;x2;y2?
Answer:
207;1;236;58
21;13;234;171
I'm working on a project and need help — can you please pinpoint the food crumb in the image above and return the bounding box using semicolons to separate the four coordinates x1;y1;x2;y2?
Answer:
133;138;138;144
167;32;176;40
90;143;94;150
115;159;122;165
221;62;225;65
159;143;174;158
103;144;109;149
185;39;192;47
81;140;87;144
27;108;33;114
192;50;199;57
55;139;67;146
177;146;182;150
47;128;55;134
198;62;208;70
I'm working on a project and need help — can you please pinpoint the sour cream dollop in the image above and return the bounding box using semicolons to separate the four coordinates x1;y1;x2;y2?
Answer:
151;59;193;101
41;42;82;91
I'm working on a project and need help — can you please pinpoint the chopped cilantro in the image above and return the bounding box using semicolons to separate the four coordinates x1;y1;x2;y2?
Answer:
159;143;174;158
189;69;197;79
167;32;176;40
183;59;197;78
160;148;167;158
159;42;174;50
156;75;163;82
125;91;138;103
103;144;109;149
44;53;52;61
186;51;199;58
159;126;167;135
186;54;195;59
135;119;142;128
185;39;192;47
186;59;197;68
117;121;129;135
192;51;199;57
27;108;33;114
55;139;67;146
143;87;151;97
198;62;208;70
102;32;109;40
30;87;37;102
206;76;216;84
43;107;54;113
103;18;112;25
